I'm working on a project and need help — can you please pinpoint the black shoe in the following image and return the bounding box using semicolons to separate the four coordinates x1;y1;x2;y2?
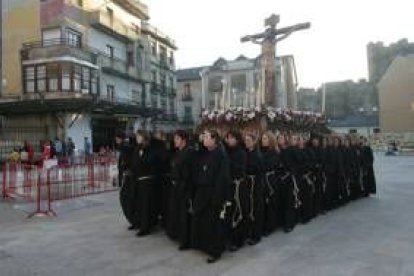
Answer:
136;230;149;237
284;227;293;233
207;256;220;264
247;239;260;246
178;245;189;251
128;225;137;231
229;245;240;252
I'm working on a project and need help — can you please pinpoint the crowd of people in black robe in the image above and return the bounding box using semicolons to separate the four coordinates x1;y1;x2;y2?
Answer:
116;128;377;264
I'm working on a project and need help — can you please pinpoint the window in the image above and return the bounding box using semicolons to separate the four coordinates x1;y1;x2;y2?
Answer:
73;65;81;91
169;77;174;88
160;74;166;90
37;65;46;92
61;63;71;91
91;70;98;94
132;90;140;104
81;67;90;92
231;74;247;94
161;97;167;111
107;85;115;101
151;94;158;108
25;66;35;93
141;86;146;106
169;98;175;114
184;83;191;97
136;47;143;70
105;45;114;58
184;106;192;118
151;70;157;83
47;64;59;91
159;46;167;63
169;51;174;65
209;76;223;92
107;8;114;27
127;51;134;67
151;41;157;56
66;29;81;48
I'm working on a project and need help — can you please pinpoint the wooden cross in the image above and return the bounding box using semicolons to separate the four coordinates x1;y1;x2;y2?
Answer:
241;14;310;108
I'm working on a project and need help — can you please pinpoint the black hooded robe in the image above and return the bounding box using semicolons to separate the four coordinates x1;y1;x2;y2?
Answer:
191;146;231;259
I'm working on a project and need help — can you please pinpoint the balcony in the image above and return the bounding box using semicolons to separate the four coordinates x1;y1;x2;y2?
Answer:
168;88;177;98
89;11;139;42
21;39;97;65
100;55;147;82
151;83;162;94
112;0;149;20
142;22;177;50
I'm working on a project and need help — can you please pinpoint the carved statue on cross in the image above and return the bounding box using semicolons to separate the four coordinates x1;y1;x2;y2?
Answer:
241;14;310;108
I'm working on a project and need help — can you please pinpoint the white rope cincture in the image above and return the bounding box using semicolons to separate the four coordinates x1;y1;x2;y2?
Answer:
232;178;244;228
322;172;327;194
265;171;276;202
345;176;351;197
291;175;302;209
248;175;256;222
359;168;365;192
304;172;315;195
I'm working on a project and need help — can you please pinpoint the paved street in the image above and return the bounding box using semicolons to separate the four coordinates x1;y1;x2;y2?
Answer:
1;154;414;276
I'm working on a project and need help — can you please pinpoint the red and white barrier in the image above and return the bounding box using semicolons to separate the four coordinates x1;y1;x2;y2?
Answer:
2;155;118;218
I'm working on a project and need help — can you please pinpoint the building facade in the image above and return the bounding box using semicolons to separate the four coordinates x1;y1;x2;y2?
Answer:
175;55;298;130
297;87;321;113
378;55;414;133
201;55;298;111
176;67;205;130
0;0;177;155
368;39;414;84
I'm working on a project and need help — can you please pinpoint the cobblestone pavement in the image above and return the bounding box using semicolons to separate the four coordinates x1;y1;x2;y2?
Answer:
1;154;414;276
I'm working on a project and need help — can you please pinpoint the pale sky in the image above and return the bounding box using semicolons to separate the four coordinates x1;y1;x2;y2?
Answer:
145;0;413;89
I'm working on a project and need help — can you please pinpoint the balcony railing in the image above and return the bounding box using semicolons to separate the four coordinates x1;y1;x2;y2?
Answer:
181;94;193;101
21;38;97;64
22;38;148;82
141;22;177;50
112;0;149;20
100;55;146;81
89;10;139;42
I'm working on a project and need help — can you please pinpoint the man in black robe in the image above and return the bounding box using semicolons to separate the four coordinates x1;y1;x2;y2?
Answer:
151;131;172;227
341;137;354;203
244;133;265;245
361;137;377;195
166;130;194;250
308;136;324;217
296;136;314;223
278;134;297;233
191;129;231;263
132;130;158;236
260;132;280;235
225;130;248;251
117;131;136;229
349;137;364;200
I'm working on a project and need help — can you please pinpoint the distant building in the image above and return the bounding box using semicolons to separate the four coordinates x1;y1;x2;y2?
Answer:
367;39;414;84
297;88;321;113
378;55;414;133
175;55;299;129
200;55;298;111
320;79;379;136
323;79;378;119
176;67;206;129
